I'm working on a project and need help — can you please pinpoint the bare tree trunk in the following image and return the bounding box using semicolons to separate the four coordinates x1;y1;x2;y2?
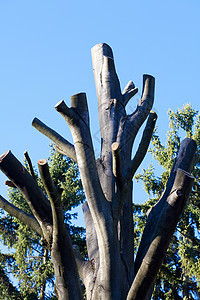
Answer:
0;43;196;300
127;168;194;300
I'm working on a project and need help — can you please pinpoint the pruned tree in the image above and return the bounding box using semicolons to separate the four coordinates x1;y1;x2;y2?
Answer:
0;43;197;300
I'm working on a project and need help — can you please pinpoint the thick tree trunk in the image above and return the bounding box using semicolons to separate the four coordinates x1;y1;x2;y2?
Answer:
0;43;196;300
127;168;194;300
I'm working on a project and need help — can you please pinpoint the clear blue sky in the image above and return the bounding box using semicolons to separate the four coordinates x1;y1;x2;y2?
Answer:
0;0;199;222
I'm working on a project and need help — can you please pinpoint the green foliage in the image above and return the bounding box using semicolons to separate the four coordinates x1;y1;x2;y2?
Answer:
0;145;86;299
134;104;200;299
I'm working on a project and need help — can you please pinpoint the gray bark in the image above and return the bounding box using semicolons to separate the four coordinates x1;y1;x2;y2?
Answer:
127;168;194;300
0;43;196;300
0;150;52;240
134;138;197;276
0;151;82;300
38;159;83;300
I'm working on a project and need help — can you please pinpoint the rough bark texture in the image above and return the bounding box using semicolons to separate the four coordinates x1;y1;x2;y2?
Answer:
0;43;196;300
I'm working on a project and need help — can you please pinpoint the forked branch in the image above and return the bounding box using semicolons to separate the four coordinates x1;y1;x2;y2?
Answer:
55;94;122;299
55;96;107;216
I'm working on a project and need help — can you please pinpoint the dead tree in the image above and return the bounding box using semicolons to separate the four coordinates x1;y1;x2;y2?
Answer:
0;43;196;300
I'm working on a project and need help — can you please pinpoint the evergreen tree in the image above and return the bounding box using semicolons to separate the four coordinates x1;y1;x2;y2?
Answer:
134;104;200;299
0;146;85;299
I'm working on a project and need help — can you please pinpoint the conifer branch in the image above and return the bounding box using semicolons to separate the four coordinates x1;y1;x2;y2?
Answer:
0;265;23;300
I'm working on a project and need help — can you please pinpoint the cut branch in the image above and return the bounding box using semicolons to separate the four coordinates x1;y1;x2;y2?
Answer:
71;92;89;125
0;195;42;236
125;111;157;182
38;158;83;300
91;43;123;104
117;74;155;164
122;81;138;106
127;168;194;300
24;150;36;180
32;117;77;162
0;150;52;239
55;100;75;122
38;159;62;239
111;142;124;187
55;98;107;215
5;180;16;188
91;43;126;206
55;95;122;299
129;74;155;128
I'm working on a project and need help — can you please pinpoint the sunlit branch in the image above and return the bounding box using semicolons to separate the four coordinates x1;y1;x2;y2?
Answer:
125;111;157;182
32;117;77;162
122;80;138;106
5;180;16;188
111;142;124;187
